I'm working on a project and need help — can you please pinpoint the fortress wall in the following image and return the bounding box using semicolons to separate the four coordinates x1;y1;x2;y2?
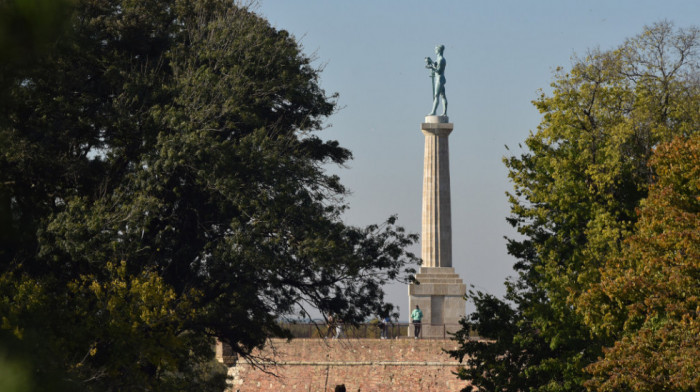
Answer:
218;338;470;392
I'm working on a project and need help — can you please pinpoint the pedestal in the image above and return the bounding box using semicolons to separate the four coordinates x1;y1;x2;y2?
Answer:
408;267;466;338
408;116;466;338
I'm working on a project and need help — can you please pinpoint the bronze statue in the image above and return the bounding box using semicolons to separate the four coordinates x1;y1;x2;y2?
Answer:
425;45;447;116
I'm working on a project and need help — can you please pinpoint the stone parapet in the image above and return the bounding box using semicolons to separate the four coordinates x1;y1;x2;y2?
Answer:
220;338;470;391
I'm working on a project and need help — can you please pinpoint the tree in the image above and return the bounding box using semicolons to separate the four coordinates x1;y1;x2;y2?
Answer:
0;0;73;102
0;1;418;390
449;289;551;392
583;133;700;391
450;21;700;391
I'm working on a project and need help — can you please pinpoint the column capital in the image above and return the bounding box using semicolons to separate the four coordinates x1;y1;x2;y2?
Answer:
424;115;450;124
421;120;453;137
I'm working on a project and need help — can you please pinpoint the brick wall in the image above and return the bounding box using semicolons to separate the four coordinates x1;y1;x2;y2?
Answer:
218;338;470;391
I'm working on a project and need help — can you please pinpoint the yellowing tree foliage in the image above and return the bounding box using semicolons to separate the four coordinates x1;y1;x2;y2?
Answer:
584;133;700;391
450;22;700;392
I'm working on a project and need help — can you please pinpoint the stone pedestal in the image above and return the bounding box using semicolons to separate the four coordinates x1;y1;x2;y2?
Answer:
408;116;466;338
408;267;466;338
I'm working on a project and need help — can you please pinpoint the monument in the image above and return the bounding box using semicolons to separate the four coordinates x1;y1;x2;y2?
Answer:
409;45;466;338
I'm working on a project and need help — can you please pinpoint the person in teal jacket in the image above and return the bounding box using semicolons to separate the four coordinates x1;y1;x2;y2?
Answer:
411;305;423;339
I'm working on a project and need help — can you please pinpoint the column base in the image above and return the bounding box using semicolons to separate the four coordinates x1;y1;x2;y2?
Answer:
408;267;466;338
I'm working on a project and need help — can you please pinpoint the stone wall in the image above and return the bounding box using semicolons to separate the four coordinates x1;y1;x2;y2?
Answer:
218;338;470;391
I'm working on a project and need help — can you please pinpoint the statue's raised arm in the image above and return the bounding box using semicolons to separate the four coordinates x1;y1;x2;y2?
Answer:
424;45;447;116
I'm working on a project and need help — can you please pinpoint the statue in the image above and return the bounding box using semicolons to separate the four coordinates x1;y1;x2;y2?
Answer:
424;45;447;116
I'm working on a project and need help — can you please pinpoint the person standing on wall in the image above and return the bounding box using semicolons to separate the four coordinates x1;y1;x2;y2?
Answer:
325;315;336;339
335;317;345;339
411;305;423;339
380;315;391;339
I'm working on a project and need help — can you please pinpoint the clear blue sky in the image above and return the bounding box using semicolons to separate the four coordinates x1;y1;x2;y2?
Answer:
256;0;700;320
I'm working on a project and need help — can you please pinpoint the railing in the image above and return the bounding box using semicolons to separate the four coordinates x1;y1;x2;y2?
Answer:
279;322;468;340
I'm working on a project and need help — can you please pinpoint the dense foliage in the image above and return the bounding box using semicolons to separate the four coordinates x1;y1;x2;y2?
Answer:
0;1;418;390
584;133;699;391
450;22;700;391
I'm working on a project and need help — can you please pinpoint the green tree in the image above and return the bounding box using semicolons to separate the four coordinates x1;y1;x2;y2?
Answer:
450;21;700;391
0;0;73;102
583;133;699;391
0;1;418;390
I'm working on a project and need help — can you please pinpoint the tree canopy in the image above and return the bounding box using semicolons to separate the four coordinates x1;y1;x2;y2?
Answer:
0;1;418;390
450;21;700;392
584;132;699;391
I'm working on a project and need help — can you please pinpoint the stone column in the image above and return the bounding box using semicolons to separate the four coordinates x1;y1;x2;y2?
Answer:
408;115;466;338
421;115;453;268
